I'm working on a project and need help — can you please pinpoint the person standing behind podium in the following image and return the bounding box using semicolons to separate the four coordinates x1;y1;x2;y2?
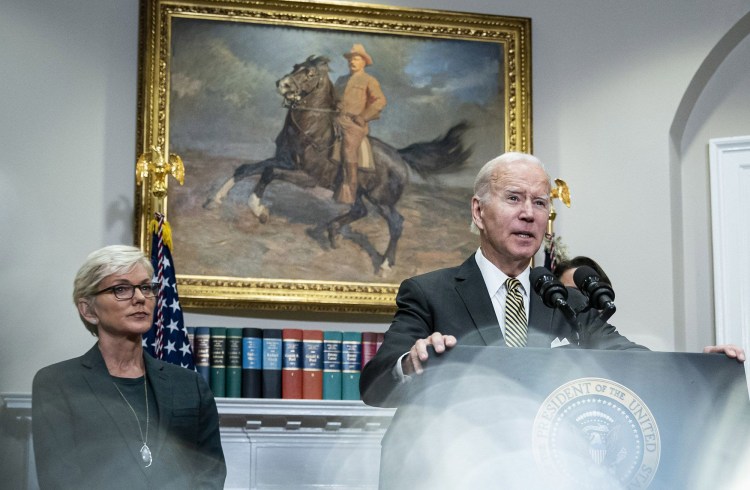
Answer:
554;255;612;289
359;152;745;408
32;245;226;489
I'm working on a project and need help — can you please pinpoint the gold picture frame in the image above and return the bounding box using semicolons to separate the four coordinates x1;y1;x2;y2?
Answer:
135;0;532;314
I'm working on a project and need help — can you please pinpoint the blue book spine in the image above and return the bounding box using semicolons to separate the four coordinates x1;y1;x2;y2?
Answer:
342;331;362;400
262;329;283;398
242;328;263;398
323;331;343;400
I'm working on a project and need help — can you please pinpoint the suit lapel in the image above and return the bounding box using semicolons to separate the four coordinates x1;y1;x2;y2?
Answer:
454;256;504;346
80;344;150;472
144;353;173;457
527;290;555;347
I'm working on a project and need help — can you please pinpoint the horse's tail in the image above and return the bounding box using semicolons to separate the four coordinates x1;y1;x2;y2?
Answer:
396;120;473;177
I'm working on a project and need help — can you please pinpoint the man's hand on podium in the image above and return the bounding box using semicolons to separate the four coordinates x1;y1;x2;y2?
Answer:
402;332;457;376
703;344;746;362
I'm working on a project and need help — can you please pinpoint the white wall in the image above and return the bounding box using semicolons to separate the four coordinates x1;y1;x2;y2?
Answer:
2;0;749;393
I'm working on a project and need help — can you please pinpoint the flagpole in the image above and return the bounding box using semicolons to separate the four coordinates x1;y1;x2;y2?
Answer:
136;147;193;369
135;146;185;251
545;178;572;271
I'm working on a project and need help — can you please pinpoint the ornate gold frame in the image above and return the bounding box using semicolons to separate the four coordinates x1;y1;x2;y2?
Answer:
135;0;532;314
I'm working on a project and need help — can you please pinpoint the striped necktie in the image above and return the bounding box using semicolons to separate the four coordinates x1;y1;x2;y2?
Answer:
504;277;527;347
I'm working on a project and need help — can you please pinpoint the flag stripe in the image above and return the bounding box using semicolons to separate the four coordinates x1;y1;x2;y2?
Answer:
142;214;195;370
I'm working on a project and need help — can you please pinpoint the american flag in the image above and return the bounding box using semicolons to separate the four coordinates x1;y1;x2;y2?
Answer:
544;233;558;272
142;213;195;369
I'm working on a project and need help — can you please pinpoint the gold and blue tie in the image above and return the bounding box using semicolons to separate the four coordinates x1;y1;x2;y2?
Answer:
504;277;527;347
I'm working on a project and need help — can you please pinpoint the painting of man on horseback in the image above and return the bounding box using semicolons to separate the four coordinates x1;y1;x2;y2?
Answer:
204;51;472;274
160;15;518;290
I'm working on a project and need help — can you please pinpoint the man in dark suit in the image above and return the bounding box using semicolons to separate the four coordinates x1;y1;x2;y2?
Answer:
359;152;745;408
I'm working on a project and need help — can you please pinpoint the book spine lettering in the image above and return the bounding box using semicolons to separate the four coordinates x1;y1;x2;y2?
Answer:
342;332;362;400
194;327;211;384
323;331;343;400
242;327;263;398
302;330;323;400
361;331;379;369
282;329;303;399
209;327;227;397
262;329;283;399
225;328;243;398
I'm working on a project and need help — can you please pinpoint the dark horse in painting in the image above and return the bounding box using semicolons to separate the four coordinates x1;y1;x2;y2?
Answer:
204;55;471;274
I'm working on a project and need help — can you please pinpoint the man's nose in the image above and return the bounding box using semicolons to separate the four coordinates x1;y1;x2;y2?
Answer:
518;199;534;220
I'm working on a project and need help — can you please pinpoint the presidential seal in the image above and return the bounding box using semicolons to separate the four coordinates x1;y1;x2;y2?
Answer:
532;377;660;489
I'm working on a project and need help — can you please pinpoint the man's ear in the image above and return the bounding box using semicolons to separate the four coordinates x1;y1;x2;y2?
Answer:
471;196;484;231
77;299;98;325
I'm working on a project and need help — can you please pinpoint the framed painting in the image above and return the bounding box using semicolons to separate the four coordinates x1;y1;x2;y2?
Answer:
135;0;532;314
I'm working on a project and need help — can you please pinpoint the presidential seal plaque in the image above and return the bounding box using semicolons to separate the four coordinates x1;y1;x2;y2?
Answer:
532;377;660;489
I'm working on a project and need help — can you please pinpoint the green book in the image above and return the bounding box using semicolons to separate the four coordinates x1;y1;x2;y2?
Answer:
341;331;362;400
225;328;243;398
323;331;343;400
209;327;227;397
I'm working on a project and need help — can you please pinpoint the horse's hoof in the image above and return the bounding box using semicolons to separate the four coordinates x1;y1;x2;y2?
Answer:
203;198;219;210
248;194;269;223
377;259;392;277
327;224;341;248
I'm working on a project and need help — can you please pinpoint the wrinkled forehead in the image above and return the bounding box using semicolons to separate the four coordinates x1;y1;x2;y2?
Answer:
492;161;551;195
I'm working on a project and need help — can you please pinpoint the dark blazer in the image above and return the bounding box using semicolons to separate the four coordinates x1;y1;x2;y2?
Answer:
360;255;647;407
32;344;226;489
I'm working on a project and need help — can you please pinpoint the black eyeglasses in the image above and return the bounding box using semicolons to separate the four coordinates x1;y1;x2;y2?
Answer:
94;283;159;300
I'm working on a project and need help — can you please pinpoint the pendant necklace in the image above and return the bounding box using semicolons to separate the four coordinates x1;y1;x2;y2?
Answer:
113;376;152;468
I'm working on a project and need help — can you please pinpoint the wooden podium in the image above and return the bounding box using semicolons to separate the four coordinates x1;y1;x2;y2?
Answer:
379;347;750;489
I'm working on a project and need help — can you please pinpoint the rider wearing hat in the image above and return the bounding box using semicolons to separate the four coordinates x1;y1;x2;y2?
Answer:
333;43;387;204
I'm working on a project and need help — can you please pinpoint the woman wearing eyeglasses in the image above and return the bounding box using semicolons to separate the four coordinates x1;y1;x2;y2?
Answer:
31;245;226;489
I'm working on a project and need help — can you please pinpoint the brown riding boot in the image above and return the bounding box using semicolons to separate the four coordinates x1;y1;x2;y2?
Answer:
334;158;358;204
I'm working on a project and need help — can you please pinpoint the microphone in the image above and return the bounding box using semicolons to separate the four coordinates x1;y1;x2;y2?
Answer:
573;266;616;321
529;267;577;322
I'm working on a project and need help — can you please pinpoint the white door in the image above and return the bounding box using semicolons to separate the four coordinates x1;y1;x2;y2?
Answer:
709;136;750;393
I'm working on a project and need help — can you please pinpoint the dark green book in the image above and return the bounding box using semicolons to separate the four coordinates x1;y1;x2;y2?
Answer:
323;331;343;400
209;327;227;397
225;328;243;398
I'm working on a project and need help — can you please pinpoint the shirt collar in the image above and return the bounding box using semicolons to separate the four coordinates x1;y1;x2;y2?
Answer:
475;248;531;297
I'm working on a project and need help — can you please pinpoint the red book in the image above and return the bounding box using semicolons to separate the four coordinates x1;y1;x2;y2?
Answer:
282;329;303;399
361;331;379;369
377;332;384;352
302;330;324;399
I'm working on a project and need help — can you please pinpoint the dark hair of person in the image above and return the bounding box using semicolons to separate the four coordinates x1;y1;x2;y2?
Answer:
554;256;612;286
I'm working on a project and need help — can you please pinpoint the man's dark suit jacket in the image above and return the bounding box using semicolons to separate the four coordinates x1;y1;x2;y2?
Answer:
360;255;647;407
32;344;226;489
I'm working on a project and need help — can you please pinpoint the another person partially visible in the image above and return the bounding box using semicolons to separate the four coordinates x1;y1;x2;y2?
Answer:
554;255;611;289
32;245;226;489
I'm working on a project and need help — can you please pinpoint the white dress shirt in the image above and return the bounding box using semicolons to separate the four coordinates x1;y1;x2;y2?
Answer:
474;248;531;337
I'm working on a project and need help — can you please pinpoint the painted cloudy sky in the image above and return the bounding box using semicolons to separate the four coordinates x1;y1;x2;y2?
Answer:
168;17;506;188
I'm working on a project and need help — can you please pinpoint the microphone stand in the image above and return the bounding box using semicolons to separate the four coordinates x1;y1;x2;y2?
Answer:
599;303;616;322
556;300;582;346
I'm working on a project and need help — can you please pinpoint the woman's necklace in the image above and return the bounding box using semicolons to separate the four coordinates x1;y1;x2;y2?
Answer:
113;376;152;468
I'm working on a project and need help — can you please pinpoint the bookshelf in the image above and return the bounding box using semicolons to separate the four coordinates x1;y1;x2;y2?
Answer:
1;394;395;490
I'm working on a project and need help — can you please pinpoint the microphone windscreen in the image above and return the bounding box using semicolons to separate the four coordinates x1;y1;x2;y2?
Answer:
573;265;599;290
529;266;554;293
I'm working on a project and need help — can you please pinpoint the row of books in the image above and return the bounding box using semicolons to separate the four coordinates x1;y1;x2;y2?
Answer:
187;327;384;400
